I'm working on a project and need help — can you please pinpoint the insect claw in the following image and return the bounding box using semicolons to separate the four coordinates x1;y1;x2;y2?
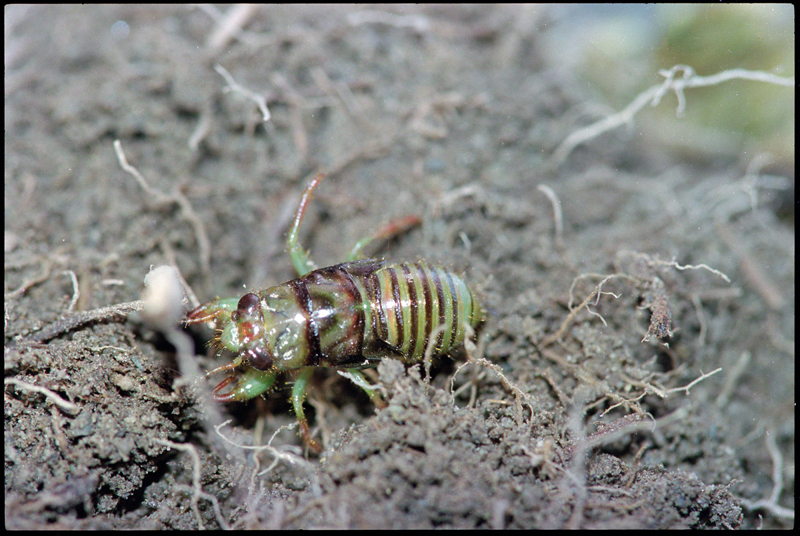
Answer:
208;366;280;403
211;376;241;402
205;360;247;402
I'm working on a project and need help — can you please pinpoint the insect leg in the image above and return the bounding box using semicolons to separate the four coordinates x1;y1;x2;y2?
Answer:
342;368;387;409
345;215;422;261
288;172;325;277
291;367;322;452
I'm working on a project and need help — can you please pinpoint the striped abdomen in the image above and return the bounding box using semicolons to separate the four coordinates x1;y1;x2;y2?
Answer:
361;261;483;362
283;259;484;368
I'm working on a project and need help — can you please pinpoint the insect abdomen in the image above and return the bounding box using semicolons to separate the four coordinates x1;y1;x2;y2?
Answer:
361;261;483;363
285;259;483;368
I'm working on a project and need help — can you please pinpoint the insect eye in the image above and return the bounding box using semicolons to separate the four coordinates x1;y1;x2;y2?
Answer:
243;346;273;371
236;293;260;316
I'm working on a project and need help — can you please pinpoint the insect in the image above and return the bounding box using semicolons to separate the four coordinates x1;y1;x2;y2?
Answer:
186;173;485;451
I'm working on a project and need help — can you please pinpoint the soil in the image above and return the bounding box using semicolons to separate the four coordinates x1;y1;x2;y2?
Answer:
5;5;793;529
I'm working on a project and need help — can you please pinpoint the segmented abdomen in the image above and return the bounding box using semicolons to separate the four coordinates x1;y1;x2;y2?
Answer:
294;259;483;367
362;262;483;362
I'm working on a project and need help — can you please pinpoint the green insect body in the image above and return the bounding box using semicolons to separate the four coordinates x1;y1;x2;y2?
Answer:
186;173;484;451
